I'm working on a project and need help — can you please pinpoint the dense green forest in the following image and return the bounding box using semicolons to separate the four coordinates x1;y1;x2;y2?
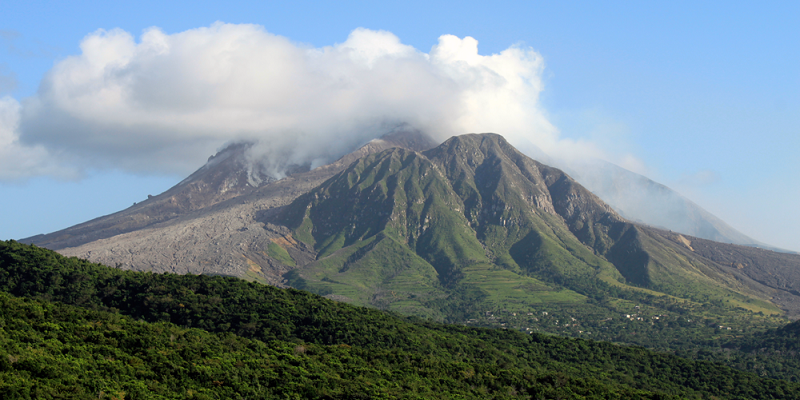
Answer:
2;240;800;399
4;291;675;399
700;318;800;382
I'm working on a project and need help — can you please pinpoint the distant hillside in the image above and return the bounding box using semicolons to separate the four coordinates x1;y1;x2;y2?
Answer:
28;133;800;348
563;159;764;247
2;239;799;399
26;130;436;285
509;140;766;249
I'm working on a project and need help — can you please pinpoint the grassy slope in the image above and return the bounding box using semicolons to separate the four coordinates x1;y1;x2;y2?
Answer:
280;148;590;318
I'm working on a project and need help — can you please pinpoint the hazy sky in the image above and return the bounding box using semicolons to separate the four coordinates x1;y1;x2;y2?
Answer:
1;1;798;252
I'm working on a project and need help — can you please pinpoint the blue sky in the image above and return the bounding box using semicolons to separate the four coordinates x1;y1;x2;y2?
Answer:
1;1;798;251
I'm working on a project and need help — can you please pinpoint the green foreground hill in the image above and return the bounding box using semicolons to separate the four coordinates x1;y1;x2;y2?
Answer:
2;239;799;399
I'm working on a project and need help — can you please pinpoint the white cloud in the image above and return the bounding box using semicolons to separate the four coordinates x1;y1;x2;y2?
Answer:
11;23;599;180
0;96;75;181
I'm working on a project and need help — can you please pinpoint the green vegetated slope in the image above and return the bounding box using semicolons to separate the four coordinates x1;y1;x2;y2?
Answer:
276;134;784;337
2;240;799;399
694;318;800;382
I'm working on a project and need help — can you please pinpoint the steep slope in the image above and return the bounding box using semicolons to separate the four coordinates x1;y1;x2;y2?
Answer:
21;142;271;250
422;136;799;316
276;133;798;321
277;148;500;318
48;130;437;285
642;228;800;317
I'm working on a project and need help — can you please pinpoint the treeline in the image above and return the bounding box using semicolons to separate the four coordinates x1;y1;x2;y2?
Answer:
1;240;799;399
693;318;800;382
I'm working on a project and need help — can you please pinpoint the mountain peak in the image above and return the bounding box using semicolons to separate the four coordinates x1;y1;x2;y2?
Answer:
276;133;640;313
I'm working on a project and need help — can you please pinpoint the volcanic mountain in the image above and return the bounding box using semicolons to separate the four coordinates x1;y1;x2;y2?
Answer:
24;132;800;322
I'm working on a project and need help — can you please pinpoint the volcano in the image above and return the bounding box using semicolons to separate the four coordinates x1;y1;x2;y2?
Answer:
24;131;800;320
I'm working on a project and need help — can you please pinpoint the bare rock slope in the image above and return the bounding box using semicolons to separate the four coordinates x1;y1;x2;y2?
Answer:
49;130;436;284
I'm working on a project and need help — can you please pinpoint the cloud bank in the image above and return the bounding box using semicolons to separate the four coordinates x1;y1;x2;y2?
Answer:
7;22;611;180
0;96;75;181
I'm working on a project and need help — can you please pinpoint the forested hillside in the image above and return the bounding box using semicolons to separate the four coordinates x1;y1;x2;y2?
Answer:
2;240;799;399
